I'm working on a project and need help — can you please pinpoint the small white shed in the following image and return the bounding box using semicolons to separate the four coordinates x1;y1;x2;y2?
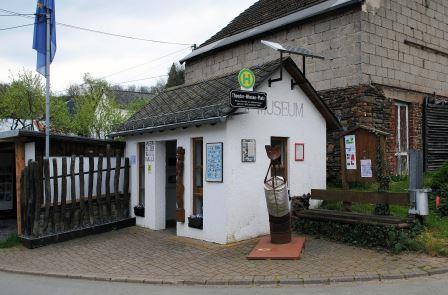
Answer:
111;58;340;244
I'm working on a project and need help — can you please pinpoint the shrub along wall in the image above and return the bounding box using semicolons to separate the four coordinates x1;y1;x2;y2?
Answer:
293;218;423;253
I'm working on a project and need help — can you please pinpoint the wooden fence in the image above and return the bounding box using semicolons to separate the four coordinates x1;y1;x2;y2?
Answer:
20;153;130;238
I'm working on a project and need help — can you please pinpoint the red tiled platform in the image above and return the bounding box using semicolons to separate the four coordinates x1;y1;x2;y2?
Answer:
247;236;305;260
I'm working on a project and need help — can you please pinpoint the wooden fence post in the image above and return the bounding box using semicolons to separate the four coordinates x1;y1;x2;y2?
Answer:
79;156;85;227
32;162;41;236
88;154;95;224
105;147;112;217
97;154;104;221
114;154;121;218
52;159;59;232
70;155;76;228
124;157;130;217
43;158;51;233
60;157;67;230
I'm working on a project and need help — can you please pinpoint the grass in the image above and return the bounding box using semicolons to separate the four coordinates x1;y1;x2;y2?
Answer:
325;175;448;256
0;234;20;249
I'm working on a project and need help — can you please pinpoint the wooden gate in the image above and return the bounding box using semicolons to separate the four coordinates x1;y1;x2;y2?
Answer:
20;152;134;248
424;97;448;171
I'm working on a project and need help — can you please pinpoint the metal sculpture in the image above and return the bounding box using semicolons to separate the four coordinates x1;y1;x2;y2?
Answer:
264;145;291;244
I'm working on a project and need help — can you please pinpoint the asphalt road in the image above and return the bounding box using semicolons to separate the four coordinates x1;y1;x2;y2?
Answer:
1;271;448;295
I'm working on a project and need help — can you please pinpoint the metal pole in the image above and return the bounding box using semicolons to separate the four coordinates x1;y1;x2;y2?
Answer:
45;7;51;158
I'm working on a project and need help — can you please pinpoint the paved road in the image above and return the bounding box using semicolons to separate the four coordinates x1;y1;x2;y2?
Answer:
1;271;448;295
1;227;447;284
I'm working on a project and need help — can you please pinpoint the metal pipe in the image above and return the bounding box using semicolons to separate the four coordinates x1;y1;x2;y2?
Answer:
45;6;51;158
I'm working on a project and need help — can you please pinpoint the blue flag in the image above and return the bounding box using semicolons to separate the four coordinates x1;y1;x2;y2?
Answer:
32;0;56;76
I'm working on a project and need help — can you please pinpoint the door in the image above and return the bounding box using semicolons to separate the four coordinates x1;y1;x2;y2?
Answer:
270;137;288;181
0;153;14;212
165;141;177;227
192;138;203;216
395;103;409;175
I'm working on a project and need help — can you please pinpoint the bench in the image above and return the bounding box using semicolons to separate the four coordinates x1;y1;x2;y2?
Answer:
293;189;414;229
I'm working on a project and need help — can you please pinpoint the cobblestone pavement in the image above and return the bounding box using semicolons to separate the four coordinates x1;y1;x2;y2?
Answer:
0;227;447;285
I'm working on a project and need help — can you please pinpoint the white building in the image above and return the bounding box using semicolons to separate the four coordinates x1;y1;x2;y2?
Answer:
110;58;340;244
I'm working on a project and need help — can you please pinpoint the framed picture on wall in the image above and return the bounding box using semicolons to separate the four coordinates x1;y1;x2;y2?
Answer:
295;143;305;161
241;139;256;162
206;142;223;182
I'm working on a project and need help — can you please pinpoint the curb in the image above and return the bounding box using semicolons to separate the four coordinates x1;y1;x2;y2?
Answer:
1;266;448;286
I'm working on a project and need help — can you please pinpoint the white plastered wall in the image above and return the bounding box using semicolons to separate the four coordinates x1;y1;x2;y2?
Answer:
125;124;228;244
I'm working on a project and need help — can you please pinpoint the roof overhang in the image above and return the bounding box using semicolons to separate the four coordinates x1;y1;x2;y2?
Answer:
109;116;228;138
180;0;362;63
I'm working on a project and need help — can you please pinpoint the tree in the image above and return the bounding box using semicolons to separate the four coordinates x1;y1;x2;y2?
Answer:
165;62;185;88
0;70;72;132
69;74;126;138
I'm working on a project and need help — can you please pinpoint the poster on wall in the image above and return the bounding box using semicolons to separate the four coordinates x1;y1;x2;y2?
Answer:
344;135;357;170
360;159;373;178
145;141;155;162
241;139;256;162
206;142;223;182
295;143;305;161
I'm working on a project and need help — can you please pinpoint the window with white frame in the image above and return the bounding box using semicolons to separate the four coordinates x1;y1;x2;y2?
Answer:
395;102;409;175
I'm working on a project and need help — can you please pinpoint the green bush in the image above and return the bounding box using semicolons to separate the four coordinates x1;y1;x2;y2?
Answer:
430;161;448;217
293;219;423;253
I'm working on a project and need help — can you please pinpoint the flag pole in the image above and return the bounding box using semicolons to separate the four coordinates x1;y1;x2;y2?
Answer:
45;6;51;158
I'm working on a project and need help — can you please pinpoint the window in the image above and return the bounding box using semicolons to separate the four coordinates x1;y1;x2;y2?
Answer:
192;138;203;216
138;142;145;205
395;103;409;175
270;137;288;181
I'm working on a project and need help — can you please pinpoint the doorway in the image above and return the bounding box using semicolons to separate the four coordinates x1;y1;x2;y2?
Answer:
271;137;288;181
0;145;16;240
165;141;177;229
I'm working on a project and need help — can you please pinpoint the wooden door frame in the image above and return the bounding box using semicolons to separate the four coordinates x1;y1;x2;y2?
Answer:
192;137;203;215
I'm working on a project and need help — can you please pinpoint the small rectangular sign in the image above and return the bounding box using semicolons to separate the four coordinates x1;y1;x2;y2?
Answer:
206;142;223;182
230;90;267;109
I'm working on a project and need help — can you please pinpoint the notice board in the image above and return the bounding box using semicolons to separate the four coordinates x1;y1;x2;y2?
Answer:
206;142;223;182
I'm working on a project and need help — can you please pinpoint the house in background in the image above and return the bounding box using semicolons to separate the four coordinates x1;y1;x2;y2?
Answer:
112;58;340;244
180;0;448;177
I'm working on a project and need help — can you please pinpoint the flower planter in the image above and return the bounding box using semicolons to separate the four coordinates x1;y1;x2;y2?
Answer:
188;216;203;229
133;206;145;217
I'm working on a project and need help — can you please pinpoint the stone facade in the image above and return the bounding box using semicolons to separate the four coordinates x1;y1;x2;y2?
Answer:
185;6;364;91
182;0;448;177
362;0;448;97
318;85;393;180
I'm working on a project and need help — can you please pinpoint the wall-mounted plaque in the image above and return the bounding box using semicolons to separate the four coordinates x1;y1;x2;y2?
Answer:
344;135;357;170
145;141;155;162
241;139;256;162
230;90;267;109
295;143;304;161
206;142;223;182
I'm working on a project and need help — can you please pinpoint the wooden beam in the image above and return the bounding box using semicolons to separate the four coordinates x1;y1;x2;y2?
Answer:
311;189;409;205
15;141;25;235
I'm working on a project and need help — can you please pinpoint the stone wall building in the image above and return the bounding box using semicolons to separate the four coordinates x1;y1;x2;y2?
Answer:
180;0;448;179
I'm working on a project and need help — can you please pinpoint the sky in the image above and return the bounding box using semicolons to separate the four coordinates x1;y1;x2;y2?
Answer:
0;0;257;93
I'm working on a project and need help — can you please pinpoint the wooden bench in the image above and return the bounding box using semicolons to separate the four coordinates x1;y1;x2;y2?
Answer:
294;189;414;229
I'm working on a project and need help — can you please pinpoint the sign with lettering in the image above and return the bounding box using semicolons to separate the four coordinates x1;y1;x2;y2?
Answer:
230;90;267;109
344;135;357;170
206;142;223;182
145;141;155;162
241;139;256;162
238;68;255;90
257;100;303;117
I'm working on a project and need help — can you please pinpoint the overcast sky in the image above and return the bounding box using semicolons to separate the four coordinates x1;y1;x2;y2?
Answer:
0;0;256;93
